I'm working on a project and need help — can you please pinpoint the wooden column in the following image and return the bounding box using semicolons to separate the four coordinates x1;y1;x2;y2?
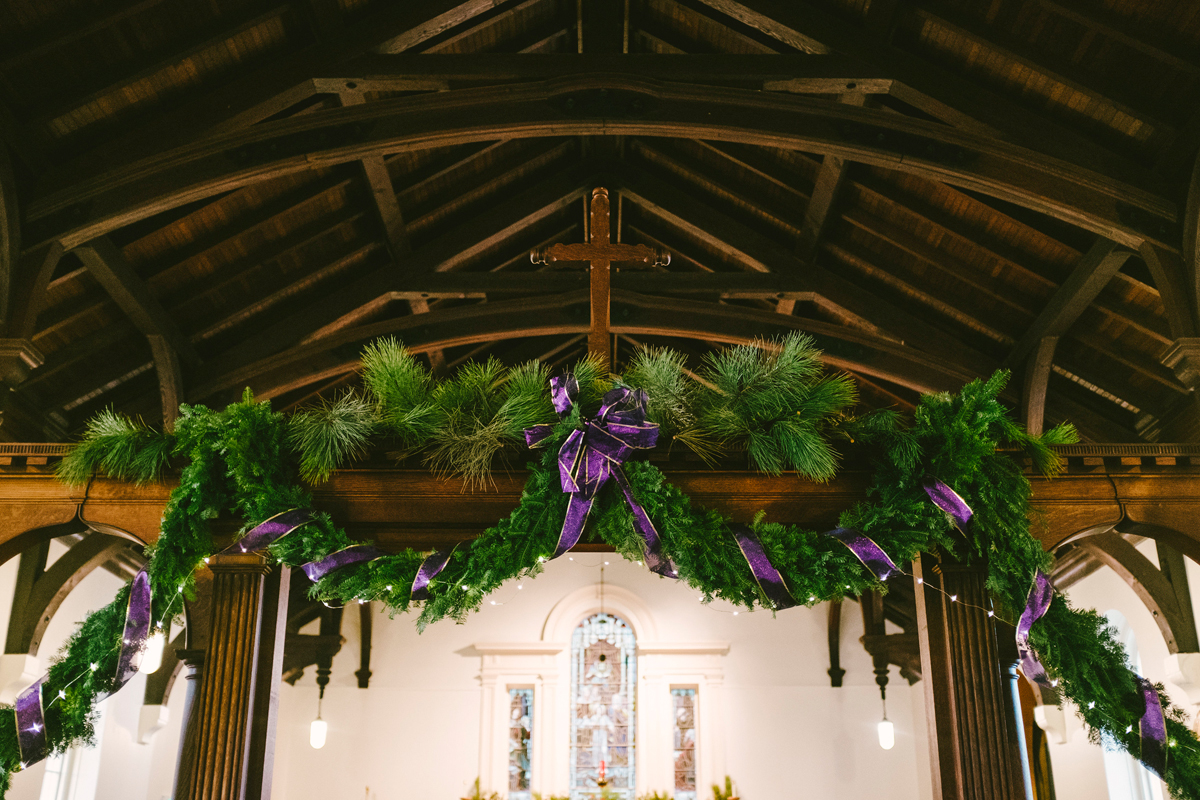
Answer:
914;553;1025;800
181;554;289;800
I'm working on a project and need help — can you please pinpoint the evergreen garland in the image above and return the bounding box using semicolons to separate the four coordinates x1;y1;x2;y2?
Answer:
0;335;1193;798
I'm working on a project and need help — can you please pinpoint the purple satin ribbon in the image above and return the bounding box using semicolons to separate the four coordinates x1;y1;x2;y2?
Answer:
114;569;152;690
732;524;796;610
221;508;313;555
924;478;973;531
1016;569;1054;687
825;527;901;581
411;545;457;602
15;678;46;765
1136;676;1167;777
303;545;386;582
526;376;676;578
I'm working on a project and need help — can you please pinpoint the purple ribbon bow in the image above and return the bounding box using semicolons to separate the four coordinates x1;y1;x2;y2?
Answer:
1016;570;1055;687
526;375;676;578
1136;676;1168;777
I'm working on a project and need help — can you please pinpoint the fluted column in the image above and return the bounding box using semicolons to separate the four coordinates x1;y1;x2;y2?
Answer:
182;553;288;800
914;553;1026;800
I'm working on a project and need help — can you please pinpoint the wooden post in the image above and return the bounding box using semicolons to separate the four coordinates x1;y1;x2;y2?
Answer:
181;554;288;800
914;553;1026;800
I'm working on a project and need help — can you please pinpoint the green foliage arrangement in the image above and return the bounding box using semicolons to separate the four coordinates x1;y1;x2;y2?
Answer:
711;776;739;800
0;334;1195;798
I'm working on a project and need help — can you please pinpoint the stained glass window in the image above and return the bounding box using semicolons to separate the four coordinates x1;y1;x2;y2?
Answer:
570;613;637;800
671;688;697;800
508;688;534;800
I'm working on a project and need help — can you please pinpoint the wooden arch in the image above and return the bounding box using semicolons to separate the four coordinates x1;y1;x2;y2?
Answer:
27;74;1175;251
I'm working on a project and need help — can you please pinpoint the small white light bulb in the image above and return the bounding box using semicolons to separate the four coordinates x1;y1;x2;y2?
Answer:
809;596;816;602
310;717;328;749
950;595;958;602
490;601;496;606
203;557;210;564
1087;701;1095;709
89;662;98;672
877;719;895;750
987;610;994;617
732;611;739;616
917;578;923;585
604;561;610;565
517;584;523;590
140;629;167;674
385;585;392;592
58;691;65;700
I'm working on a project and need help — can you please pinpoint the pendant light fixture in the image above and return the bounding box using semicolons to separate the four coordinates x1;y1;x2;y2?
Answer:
877;683;895;750
310;686;327;749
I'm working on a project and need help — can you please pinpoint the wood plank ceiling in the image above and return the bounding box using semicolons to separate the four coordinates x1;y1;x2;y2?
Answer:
0;0;1198;444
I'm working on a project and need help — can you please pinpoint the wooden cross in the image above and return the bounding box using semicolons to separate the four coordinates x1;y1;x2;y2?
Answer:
531;187;669;370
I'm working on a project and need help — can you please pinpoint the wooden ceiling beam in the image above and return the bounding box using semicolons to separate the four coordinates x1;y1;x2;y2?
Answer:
1006;240;1133;366
29;2;296;139
784;92;866;314
612;165;997;373
189;168;592;400
310;53;889;94
693;0;1155;191
1031;0;1200;78
906;2;1177;142
214;287;985;404
0;0;173;72
27;76;1175;253
39;0;503;187
73;238;201;367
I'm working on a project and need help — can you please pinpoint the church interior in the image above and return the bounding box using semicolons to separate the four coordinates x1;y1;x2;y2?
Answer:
0;1;1198;799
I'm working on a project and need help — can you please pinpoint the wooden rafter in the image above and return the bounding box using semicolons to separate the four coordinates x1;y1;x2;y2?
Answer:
1005;240;1132;366
73;237;201;367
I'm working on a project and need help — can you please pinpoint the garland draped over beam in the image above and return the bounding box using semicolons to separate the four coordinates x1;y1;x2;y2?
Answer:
0;335;1197;797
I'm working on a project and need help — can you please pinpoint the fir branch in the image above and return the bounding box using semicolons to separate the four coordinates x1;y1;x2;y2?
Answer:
361;337;438;445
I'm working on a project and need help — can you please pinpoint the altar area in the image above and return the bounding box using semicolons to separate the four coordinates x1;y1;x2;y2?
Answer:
270;557;927;800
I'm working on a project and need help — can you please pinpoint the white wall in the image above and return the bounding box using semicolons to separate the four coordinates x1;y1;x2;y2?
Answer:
273;557;930;800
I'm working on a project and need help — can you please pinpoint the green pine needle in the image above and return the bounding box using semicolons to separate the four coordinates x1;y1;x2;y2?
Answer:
57;410;174;486
287;392;377;482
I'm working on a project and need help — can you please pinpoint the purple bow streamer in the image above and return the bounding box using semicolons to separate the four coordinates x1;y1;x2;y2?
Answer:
732;524;796;610
15;678;47;766
1137;676;1168;777
1015;570;1055;687
411;545;457;602
303;545;386;582
220;508;313;555
825;528;901;581
924;478;973;531
526;376;676;578
114;569;153;691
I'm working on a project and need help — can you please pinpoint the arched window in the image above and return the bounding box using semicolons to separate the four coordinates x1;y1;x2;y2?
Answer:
570;613;637;799
1101;610;1165;800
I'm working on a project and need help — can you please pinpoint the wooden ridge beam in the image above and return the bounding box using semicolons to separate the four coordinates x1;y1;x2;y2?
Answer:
73;238;201;367
25;76;1177;253
1006;240;1133;366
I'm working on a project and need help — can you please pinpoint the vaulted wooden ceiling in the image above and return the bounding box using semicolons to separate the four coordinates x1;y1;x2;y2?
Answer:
1;0;1198;443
